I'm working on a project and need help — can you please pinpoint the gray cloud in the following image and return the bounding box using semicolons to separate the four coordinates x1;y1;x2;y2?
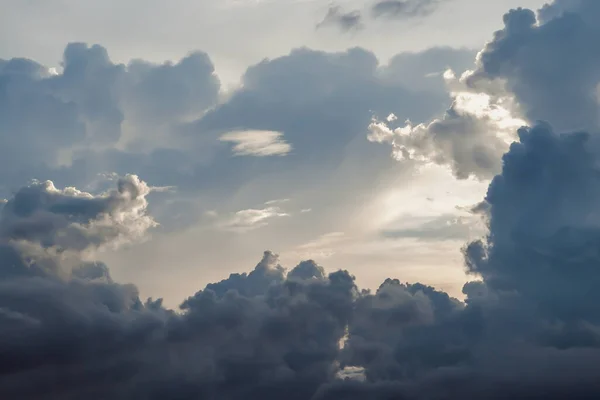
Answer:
5;118;600;399
467;1;600;132
368;100;512;179
11;8;600;396
0;43;220;190
374;1;600;180
380;47;476;94
0;175;156;280
0;43;468;231
371;0;444;20
317;5;363;32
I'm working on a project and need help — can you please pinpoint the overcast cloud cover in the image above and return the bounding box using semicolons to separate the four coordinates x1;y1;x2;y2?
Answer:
2;0;600;398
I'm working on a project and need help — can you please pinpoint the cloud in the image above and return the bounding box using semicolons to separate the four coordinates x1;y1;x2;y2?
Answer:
295;232;347;258
317;5;363;32
1;174;155;250
0;43;468;214
265;198;291;205
465;1;600;132
371;0;444;19
0;175;156;280
16;16;600;397
220;130;292;157
465;122;600;322
373;1;600;180
368;90;524;179
380;47;477;94
381;213;484;241
219;206;290;232
0;42;220;191
6;117;600;400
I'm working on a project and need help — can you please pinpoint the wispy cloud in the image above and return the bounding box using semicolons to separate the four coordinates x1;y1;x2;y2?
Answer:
381;213;485;241
371;0;444;19
219;130;292;157
219;206;290;232
264;198;291;205
317;5;363;32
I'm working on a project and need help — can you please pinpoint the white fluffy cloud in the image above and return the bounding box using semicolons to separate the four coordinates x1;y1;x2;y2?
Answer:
369;69;526;179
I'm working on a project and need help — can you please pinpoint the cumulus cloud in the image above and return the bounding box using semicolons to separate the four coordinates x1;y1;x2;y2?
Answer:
0;175;156;280
0;42;220;190
8;2;600;397
0;42;468;233
466;1;600;132
368;89;525;179
197;46;449;161
6;118;600;399
1;174;155;251
220;130;292;157
317;5;363;32
372;1;600;179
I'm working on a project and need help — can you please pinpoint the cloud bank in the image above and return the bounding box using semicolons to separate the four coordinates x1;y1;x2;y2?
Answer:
4;1;600;398
4;121;600;398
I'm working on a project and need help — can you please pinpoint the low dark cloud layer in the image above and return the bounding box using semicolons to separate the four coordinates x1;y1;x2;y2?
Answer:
4;118;600;398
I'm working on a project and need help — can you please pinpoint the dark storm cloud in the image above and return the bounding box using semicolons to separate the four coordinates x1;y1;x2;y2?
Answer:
317;5;363;32
6;116;600;398
376;0;600;180
8;1;600;396
465;122;600;323
468;1;600;132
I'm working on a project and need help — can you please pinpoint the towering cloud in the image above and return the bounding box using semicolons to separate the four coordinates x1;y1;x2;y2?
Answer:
374;0;600;179
468;0;600;132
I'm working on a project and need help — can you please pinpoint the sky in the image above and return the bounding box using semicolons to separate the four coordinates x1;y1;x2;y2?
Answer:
0;0;549;305
3;0;600;398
